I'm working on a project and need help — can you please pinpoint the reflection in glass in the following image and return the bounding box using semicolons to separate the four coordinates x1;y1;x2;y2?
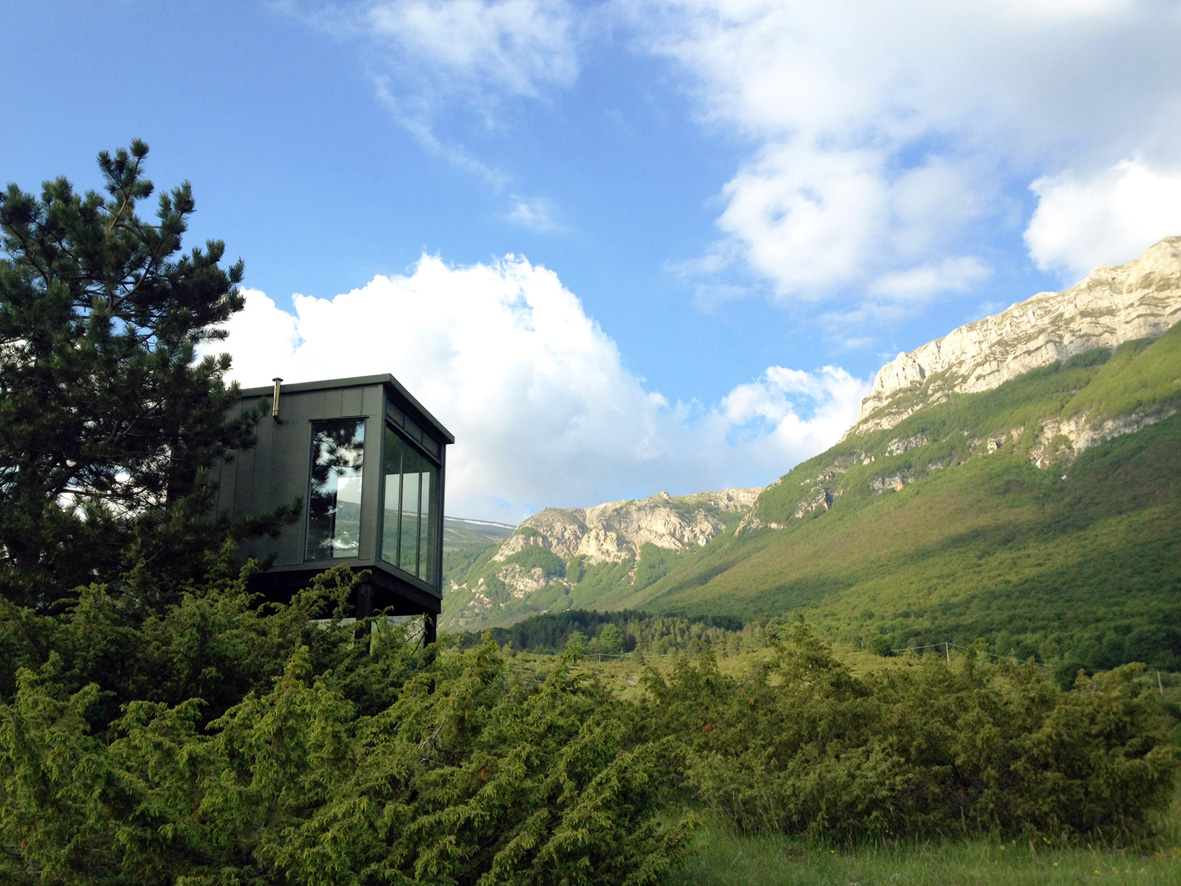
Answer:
418;467;431;574
381;425;437;582
401;445;424;576
381;431;404;570
306;419;365;560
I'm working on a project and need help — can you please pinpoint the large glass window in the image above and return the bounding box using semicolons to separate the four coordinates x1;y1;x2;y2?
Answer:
381;425;438;583
306;419;365;560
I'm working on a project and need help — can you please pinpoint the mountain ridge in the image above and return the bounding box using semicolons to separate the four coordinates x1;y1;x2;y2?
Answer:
441;488;760;631
849;236;1181;438
735;236;1181;534
442;236;1181;667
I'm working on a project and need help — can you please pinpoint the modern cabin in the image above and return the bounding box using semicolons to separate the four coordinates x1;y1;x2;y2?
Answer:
213;375;453;640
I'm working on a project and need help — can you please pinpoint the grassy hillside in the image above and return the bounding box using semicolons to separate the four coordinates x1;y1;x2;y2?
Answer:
442;516;515;550
629;332;1181;674
752;325;1181;528
440;495;752;631
442;535;705;630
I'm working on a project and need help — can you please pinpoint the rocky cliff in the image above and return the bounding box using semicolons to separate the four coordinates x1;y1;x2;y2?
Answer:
849;236;1181;437
741;236;1181;533
499;488;760;566
442;488;760;630
444;237;1181;626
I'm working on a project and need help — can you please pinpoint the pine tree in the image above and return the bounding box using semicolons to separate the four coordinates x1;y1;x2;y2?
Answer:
0;141;257;609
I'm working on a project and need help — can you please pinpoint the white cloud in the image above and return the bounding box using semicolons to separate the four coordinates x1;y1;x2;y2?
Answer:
994;0;1137;20
869;257;992;302
299;0;579;102
714;143;890;297
291;1;1181;311
373;76;512;189
633;0;1181;300
367;0;578;99
720;366;869;462
210;289;302;376
216;256;868;522
507;194;563;231
290;0;581;219
1024;159;1181;278
705;144;993;302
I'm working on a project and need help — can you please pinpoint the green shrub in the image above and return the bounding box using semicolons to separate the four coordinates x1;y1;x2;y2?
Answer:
503;544;566;579
0;579;694;884
636;627;1178;842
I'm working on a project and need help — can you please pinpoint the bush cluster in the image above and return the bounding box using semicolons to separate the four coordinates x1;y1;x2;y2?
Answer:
635;625;1178;842
0;565;693;885
2;573;1177;882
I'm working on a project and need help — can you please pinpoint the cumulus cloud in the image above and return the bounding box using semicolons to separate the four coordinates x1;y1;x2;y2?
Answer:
633;0;1181;300
215;256;869;523
1025;159;1181;278
720;366;869;464
713;143;890;297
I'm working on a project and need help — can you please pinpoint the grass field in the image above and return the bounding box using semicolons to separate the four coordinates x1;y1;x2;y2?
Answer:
665;823;1181;885
663;784;1181;886
559;647;1181;884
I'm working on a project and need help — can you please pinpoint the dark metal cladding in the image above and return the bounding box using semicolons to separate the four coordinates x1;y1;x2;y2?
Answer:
213;374;453;640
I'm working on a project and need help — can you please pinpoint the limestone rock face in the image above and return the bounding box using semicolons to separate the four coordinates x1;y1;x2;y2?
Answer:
850;236;1181;436
500;488;762;567
445;488;761;630
1029;407;1180;467
738;236;1181;536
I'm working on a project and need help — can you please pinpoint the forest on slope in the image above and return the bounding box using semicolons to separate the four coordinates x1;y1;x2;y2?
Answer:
444;327;1181;678
636;329;1181;673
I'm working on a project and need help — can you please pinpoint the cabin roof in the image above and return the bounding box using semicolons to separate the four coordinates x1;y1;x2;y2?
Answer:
240;374;455;444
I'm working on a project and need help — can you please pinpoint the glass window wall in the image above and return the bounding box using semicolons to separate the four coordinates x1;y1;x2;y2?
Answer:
381;425;438;583
306;419;365;560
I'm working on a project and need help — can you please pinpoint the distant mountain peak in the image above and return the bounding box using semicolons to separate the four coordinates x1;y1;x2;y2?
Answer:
508;488;762;567
849;235;1181;438
441;488;761;631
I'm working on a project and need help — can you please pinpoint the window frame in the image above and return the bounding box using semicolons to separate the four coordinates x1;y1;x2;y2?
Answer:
379;419;443;585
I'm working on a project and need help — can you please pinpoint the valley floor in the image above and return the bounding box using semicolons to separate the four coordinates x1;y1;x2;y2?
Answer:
665;809;1181;886
555;644;1181;885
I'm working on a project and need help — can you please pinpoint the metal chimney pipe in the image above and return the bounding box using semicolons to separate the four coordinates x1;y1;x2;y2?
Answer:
272;377;283;421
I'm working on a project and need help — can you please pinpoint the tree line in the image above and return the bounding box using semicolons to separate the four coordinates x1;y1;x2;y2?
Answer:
454;609;748;656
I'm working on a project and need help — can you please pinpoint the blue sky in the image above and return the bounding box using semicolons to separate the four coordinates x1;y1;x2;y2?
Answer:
5;1;1181;523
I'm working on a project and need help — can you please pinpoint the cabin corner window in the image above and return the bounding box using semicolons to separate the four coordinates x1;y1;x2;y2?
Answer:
381;425;438;582
306;419;366;560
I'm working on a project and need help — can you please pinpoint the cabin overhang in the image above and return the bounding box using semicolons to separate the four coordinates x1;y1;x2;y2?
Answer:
214;374;454;620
